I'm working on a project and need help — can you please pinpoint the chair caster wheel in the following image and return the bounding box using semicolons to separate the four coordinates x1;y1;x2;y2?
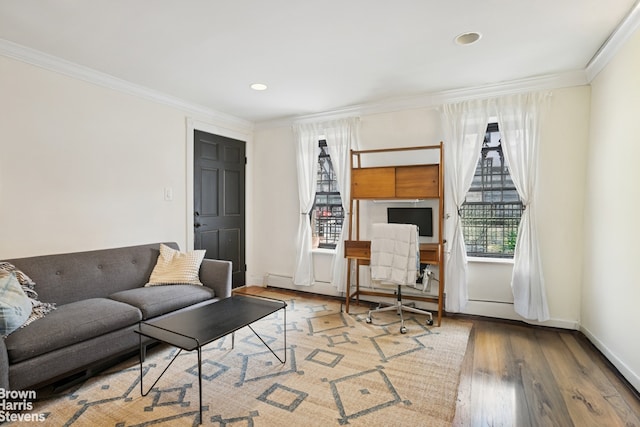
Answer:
400;326;407;334
426;319;434;326
365;317;372;324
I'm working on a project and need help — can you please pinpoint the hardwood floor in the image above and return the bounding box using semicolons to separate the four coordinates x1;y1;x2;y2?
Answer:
453;318;640;427
236;287;640;426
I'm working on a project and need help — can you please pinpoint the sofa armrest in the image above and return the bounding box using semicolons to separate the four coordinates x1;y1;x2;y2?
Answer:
0;339;8;390
200;259;232;299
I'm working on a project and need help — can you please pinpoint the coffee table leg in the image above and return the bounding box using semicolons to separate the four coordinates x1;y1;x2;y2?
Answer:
138;333;144;395
198;346;203;425
139;344;184;397
138;342;202;424
246;306;287;364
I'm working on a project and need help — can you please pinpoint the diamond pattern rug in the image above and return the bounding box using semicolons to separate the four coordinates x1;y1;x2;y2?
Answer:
17;290;472;426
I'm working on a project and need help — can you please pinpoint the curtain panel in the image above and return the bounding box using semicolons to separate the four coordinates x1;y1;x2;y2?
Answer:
440;91;551;321
292;123;320;285
293;118;360;289
440;100;490;312
324;118;360;292
494;92;551;321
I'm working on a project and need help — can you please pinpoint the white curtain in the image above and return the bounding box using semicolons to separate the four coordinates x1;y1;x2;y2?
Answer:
495;92;551;321
324;118;360;292
292;123;320;285
441;99;490;312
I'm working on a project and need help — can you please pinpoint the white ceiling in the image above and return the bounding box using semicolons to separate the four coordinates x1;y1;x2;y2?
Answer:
1;1;639;125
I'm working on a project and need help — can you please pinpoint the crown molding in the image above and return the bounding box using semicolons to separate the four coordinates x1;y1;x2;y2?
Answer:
586;0;640;82
255;70;589;130
0;38;253;132
256;3;640;130
7;6;637;135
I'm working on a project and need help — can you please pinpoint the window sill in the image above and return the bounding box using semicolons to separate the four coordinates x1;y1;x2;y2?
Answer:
468;256;514;265
312;248;336;255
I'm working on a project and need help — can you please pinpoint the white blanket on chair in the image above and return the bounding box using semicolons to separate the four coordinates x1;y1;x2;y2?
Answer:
370;223;419;285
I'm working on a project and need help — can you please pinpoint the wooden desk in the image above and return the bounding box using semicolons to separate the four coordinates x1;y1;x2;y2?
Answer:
345;144;445;326
344;240;440;264
344;240;444;325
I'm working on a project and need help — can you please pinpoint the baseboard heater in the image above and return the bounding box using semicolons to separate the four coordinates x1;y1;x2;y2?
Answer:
263;273;343;297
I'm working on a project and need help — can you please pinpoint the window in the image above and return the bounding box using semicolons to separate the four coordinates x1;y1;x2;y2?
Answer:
460;123;524;258
310;140;344;249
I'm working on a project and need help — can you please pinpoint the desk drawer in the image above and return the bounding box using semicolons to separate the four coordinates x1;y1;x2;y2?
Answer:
419;244;440;264
344;240;371;259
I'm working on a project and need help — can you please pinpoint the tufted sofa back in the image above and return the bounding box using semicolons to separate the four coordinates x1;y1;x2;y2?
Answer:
5;242;178;306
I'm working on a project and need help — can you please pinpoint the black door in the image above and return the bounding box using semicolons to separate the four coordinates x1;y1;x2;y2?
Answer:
194;130;246;288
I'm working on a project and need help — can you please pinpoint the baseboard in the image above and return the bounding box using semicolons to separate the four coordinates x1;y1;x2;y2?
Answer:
580;325;640;393
263;273;343;298
462;299;580;330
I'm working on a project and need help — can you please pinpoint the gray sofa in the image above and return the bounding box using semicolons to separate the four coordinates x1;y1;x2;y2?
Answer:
0;242;232;391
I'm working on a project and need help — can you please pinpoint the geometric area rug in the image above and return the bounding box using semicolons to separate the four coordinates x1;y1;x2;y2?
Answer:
14;289;472;427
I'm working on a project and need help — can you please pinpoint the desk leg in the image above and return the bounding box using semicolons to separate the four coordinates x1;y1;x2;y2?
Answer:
345;258;352;313
355;259;360;305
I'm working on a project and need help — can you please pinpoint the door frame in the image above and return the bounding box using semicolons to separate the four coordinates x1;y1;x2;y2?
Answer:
185;118;252;258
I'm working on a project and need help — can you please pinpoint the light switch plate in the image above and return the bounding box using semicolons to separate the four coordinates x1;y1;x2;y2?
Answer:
164;187;173;201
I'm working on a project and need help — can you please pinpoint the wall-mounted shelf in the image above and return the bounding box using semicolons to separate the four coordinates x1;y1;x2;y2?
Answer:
344;143;445;326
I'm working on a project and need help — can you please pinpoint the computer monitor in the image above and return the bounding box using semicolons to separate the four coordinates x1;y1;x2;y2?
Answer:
387;207;433;237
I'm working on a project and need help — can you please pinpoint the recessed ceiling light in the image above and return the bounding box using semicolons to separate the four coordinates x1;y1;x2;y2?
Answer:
455;32;482;46
250;83;268;91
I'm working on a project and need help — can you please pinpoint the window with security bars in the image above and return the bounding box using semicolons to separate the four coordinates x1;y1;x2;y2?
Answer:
460;123;524;258
310;140;344;249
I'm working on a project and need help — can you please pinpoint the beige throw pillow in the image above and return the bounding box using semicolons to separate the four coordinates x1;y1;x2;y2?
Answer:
146;244;206;287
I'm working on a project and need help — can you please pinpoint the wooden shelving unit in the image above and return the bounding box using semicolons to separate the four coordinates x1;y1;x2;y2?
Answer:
343;143;445;326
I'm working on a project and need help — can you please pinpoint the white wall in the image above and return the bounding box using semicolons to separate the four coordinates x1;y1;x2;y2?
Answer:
582;28;640;391
251;86;589;329
249;125;298;285
0;55;250;259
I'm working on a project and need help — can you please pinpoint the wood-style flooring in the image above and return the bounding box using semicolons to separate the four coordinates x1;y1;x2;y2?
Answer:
453;316;640;427
236;286;640;427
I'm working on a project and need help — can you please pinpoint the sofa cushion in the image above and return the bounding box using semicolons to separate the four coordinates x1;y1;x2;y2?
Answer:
0;272;32;337
109;284;215;320
4;298;141;363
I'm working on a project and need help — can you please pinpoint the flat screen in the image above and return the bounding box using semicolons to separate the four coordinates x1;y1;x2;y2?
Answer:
387;207;433;237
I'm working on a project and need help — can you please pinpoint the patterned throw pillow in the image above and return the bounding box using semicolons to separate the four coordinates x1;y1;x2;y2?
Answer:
0;261;56;328
0;261;36;297
0;271;33;337
145;244;206;287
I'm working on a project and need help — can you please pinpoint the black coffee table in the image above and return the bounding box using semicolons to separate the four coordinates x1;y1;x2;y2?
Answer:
135;294;287;424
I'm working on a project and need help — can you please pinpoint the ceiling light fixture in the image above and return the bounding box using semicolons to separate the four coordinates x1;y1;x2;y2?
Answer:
250;83;268;91
455;32;482;46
